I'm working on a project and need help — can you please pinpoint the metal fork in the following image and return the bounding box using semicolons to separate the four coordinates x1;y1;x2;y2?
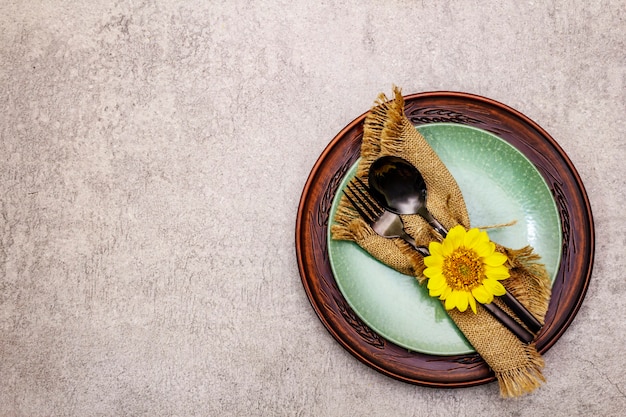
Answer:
343;176;535;344
343;176;429;257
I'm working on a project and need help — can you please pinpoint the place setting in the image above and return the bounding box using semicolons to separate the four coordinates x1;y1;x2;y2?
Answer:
295;87;594;396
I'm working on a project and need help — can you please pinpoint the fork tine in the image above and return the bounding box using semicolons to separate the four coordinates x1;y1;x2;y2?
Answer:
343;177;383;224
343;185;372;223
352;177;383;216
352;176;368;190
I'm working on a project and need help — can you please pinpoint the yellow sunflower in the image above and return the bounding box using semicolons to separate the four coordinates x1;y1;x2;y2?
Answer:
423;225;510;314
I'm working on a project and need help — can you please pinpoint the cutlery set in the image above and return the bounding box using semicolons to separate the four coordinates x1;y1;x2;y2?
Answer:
343;156;543;344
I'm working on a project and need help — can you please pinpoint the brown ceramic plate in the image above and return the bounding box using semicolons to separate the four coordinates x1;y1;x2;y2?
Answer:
295;92;594;387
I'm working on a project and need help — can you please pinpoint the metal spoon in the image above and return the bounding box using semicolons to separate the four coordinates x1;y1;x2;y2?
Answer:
368;155;448;238
368;155;543;336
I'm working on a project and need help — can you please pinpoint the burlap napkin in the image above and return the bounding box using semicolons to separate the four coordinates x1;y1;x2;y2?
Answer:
331;87;552;397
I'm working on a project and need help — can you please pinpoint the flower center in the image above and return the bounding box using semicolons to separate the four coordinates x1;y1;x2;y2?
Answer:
442;248;484;291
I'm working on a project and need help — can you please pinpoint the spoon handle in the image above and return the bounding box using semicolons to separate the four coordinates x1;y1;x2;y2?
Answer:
481;301;535;344
500;291;543;334
417;208;448;238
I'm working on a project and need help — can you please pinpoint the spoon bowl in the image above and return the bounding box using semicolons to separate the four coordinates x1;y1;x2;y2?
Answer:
368;156;447;237
368;156;427;215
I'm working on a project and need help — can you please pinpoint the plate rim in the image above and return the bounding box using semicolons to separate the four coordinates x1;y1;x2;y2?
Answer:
295;91;595;388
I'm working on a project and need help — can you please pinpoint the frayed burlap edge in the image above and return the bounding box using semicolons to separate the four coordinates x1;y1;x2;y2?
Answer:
448;299;547;398
355;89;408;179
494;248;551;397
496;351;546;398
502;246;552;324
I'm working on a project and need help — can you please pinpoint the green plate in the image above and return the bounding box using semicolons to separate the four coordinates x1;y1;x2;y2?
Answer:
327;123;562;355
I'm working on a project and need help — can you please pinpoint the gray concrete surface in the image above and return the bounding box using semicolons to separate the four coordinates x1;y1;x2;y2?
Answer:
1;1;624;416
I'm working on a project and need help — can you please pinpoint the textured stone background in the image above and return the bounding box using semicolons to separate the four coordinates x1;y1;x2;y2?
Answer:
1;1;624;416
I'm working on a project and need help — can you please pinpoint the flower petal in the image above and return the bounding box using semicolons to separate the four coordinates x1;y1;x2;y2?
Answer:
442;226;464;255
463;228;481;248
446;290;467;311
483;251;508;267
423;266;442;279
468;293;477;314
474;241;495;258
483;277;506;296
471;285;493;304
455;291;469;312
429;286;443;297
427;275;446;290
441;235;454;256
439;286;452;300
484;264;510;280
447;226;465;247
424;255;443;268
476;230;490;245
444;297;456;310
429;241;443;258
